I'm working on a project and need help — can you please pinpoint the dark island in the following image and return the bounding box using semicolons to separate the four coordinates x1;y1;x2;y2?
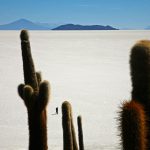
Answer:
52;24;118;30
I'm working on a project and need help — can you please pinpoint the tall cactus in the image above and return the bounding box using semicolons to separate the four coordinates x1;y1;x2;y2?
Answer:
62;101;79;150
77;116;84;150
62;101;74;150
119;40;150;150
18;30;50;150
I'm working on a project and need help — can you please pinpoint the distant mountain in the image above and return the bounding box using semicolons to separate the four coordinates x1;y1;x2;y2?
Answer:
52;24;118;30
0;19;50;30
0;19;118;30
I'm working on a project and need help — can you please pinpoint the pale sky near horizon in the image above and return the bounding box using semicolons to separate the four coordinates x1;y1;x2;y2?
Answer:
0;0;150;29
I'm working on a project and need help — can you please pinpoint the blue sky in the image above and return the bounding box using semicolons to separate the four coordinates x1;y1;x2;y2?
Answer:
0;0;150;28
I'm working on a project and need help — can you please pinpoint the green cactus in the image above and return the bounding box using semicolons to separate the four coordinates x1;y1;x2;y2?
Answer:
120;40;150;150
62;101;74;150
18;30;50;150
77;116;84;150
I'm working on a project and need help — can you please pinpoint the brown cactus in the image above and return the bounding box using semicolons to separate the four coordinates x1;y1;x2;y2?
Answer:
62;101;79;150
120;101;147;150
62;101;74;150
77;116;84;150
130;40;150;108
119;40;150;150
18;30;50;150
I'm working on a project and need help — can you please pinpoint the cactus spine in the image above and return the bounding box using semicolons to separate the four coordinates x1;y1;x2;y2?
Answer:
77;116;84;150
120;40;150;150
18;30;50;150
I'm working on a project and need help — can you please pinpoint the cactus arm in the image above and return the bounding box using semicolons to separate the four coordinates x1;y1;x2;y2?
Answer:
23;85;34;109
77;116;84;150
36;71;42;86
62;101;74;150
20;30;38;91
18;83;25;99
37;81;50;112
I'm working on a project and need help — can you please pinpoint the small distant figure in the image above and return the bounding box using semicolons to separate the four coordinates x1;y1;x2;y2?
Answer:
56;107;58;115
